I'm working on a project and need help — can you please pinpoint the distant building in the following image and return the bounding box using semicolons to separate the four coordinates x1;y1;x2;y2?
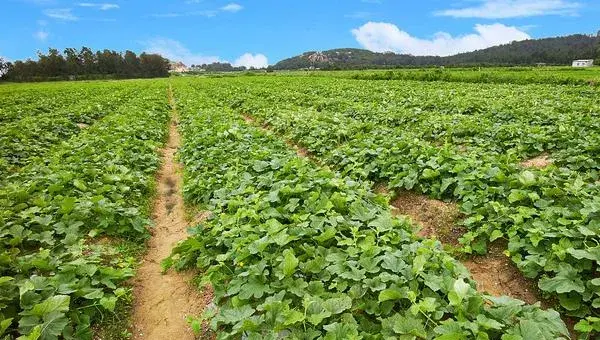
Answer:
572;59;594;68
169;61;189;73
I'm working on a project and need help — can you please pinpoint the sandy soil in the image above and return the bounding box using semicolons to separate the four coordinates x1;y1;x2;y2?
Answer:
131;86;207;339
390;191;463;245
463;242;541;305
521;153;553;168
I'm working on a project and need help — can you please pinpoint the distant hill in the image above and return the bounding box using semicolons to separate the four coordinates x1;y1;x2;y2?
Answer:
272;34;600;70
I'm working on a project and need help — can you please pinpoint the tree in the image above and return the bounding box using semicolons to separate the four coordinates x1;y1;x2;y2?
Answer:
1;46;170;82
96;49;122;74
139;53;169;77
36;48;67;77
123;50;140;76
64;48;82;75
79;47;96;74
199;62;246;72
596;35;600;66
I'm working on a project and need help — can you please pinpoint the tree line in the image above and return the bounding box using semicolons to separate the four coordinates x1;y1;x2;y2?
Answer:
188;62;264;72
0;47;170;82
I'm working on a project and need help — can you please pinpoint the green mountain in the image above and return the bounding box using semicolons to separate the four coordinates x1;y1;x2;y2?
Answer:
272;34;600;70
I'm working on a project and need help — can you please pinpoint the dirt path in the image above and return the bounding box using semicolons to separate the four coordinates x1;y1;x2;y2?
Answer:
131;85;205;339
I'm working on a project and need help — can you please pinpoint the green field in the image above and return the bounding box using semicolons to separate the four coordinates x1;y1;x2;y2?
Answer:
270;66;600;86
1;70;599;339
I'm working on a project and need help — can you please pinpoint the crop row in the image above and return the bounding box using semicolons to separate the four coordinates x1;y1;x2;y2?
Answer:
208;76;600;172
0;82;139;179
165;83;569;339
0;82;135;124
0;81;170;338
173;77;600;327
287;68;600;87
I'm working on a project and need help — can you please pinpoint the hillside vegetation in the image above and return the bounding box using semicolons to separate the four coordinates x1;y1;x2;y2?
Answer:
273;34;600;70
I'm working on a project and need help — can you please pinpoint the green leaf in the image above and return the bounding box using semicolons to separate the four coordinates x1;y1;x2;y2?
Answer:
518;171;536;186
323;296;352;315
283;310;305;326
422;168;440;179
19;280;35;298
25;295;71;317
489;229;503;242
83;289;104;300
323;322;359;340
239;278;270;299
219;305;255;324
73;179;88;191
557;293;581;311
391;314;427;338
0;318;13;336
508;190;527;203
281;249;299;277
40;312;69;338
379;288;404;302
0;276;13;285
574;317;600;333
21;324;42;340
60;197;77;214
349;201;375;222
453;278;471;301
100;296;118;312
476;315;503;330
538;273;585;294
514;319;558;340
567;247;600;261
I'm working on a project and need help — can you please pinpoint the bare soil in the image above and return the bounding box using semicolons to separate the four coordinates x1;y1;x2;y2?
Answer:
463;242;541;305
242;114;254;124
390;191;463;245
388;189;542;304
131;86;208;339
520;153;553;168
285;140;311;158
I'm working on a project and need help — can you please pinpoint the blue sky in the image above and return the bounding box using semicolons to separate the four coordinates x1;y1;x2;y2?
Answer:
1;0;599;67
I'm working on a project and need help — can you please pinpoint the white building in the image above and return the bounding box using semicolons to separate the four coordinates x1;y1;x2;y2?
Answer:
572;59;594;68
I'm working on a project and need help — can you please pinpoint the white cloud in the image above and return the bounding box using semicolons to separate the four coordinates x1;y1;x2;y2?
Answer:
352;22;530;56
152;2;241;18
78;3;119;10
436;0;580;19
142;38;221;66
233;53;268;68
44;8;78;21
34;30;49;41
221;3;243;12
